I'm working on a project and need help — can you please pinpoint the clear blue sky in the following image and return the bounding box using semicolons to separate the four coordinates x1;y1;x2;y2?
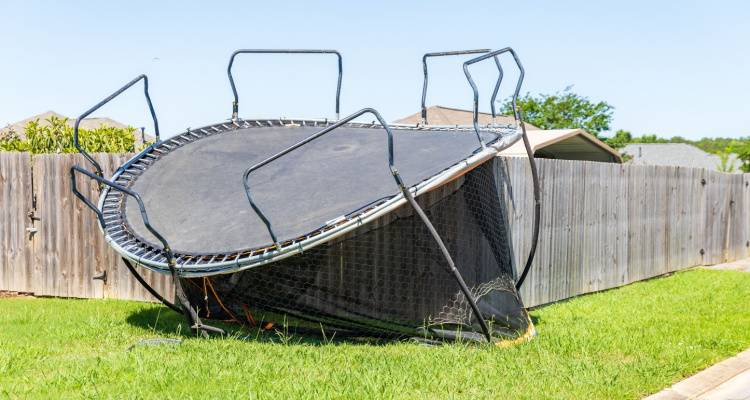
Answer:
1;0;748;139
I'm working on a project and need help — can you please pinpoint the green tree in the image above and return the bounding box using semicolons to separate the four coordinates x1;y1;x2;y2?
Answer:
605;129;632;149
736;143;750;173
501;88;614;136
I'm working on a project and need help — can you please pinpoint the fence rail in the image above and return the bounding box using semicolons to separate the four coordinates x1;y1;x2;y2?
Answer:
0;152;748;308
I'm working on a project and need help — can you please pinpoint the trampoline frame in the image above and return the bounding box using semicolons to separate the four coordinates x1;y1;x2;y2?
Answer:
70;47;541;342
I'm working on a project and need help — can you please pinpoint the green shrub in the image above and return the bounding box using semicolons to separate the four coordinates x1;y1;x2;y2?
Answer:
0;127;29;151
0;115;145;154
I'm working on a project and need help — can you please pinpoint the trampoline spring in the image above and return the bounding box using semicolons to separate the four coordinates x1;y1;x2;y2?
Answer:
108;232;127;240
111;234;129;242
132;248;148;257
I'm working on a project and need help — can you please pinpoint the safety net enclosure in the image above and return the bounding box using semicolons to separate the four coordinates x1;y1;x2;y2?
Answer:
71;48;541;344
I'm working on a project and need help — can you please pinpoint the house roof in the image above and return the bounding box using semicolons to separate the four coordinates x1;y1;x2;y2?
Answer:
500;128;622;163
0;110;153;144
620;143;740;172
393;105;541;130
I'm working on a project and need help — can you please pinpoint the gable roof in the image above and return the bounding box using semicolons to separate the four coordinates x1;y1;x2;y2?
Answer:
621;143;740;172
501;128;621;163
393;105;540;129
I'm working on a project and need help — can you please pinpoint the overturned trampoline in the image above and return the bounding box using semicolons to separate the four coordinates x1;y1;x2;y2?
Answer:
71;48;541;344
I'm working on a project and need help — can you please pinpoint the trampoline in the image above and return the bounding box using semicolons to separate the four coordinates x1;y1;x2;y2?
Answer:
71;47;541;344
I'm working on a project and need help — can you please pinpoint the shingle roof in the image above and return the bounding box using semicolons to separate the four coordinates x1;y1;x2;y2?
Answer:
393;105;540;129
621;143;741;172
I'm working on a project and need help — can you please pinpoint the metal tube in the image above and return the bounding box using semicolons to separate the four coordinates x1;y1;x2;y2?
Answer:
73;74;160;178
227;49;343;121
463;47;525;147
514;117;541;290
242;108;394;246
420;49;489;125
462;48;540;290
70;165;223;336
121;257;182;313
392;172;493;343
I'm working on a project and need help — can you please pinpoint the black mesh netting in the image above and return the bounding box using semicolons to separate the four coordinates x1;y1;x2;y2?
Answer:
183;160;532;342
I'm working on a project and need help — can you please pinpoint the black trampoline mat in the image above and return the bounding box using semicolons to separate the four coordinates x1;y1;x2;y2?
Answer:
124;124;497;254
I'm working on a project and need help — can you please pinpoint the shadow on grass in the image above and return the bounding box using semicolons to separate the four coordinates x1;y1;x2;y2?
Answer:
125;305;390;346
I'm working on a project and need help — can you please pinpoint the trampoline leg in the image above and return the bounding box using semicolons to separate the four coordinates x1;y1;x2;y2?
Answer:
394;173;493;343
120;257;224;337
121;258;181;313
166;260;226;337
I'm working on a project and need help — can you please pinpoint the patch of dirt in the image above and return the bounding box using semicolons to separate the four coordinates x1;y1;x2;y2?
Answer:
0;290;35;299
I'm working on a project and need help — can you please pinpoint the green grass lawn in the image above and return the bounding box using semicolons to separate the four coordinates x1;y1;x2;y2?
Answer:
1;269;750;399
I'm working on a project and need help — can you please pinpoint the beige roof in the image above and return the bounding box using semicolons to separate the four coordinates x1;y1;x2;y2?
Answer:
394;105;540;130
501;129;621;163
0;110;153;144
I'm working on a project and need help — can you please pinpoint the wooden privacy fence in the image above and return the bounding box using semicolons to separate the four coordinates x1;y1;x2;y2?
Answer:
0;152;172;301
0;152;748;307
502;157;750;307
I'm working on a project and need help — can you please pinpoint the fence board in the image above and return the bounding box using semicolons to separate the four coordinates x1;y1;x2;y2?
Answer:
0;152;34;292
502;157;750;307
28;153;172;301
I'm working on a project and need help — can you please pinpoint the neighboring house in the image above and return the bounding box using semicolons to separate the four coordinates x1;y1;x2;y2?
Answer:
394;106;621;163
621;143;740;172
501;129;621;163
0;110;154;145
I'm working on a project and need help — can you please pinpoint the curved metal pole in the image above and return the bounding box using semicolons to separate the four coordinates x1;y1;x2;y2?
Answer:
420;49;489;125
71;166;170;249
242;107;493;343
121;257;182;313
241;108;393;249
227;49;343;121
463;48;524;147
420;49;506;127
69;166;223;336
74;74;160;178
514;115;541;291
463;48;541;290
490;56;504;123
